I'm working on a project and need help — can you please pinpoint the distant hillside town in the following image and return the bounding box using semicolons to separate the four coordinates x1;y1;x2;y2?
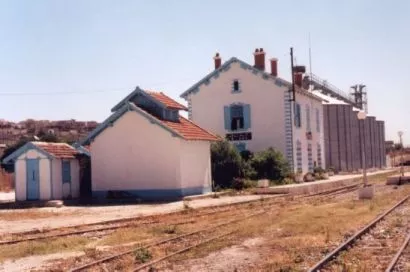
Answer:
0;119;99;153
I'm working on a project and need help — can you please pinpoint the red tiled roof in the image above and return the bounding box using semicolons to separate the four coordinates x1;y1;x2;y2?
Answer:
146;91;188;110
160;116;220;141
32;142;79;159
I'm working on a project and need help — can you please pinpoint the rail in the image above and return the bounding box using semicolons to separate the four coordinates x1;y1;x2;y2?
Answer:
309;73;356;106
308;194;410;271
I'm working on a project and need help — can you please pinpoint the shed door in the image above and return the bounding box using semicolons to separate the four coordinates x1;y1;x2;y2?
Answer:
26;159;40;200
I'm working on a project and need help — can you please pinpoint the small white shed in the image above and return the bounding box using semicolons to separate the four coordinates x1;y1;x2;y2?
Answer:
2;142;80;201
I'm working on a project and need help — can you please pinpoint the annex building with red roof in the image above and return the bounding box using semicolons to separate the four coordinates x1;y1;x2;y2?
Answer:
81;87;219;200
2;142;82;201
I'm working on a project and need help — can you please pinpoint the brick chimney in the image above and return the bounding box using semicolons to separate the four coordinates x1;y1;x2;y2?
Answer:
270;58;278;77
213;52;221;69
294;72;303;88
253;48;265;71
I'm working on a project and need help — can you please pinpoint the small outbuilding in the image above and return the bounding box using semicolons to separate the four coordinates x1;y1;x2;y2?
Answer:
2;142;81;201
82;87;220;201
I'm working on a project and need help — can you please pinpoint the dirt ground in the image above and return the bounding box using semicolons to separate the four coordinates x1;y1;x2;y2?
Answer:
0;194;274;234
1;183;409;271
0;169;395;234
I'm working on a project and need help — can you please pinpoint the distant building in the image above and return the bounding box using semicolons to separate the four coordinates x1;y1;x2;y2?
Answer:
180;49;325;174
82;88;219;200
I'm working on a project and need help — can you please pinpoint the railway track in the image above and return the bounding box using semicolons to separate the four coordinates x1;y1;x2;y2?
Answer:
308;194;410;272
385;233;410;272
67;211;264;272
0;183;364;246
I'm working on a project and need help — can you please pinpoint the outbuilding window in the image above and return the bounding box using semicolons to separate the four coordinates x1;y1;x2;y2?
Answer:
62;161;71;183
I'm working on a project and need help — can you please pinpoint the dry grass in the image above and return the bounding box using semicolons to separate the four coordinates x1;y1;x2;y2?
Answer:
0;210;65;221
0;236;89;262
98;227;158;246
0;170;13;192
166;184;410;271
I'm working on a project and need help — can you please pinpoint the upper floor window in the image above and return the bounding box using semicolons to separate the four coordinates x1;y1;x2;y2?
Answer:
232;80;241;93
230;105;244;130
224;104;251;132
306;104;311;131
294;103;301;128
316;108;320;133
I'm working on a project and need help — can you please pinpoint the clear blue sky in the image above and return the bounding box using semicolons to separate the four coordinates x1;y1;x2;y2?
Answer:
1;0;409;144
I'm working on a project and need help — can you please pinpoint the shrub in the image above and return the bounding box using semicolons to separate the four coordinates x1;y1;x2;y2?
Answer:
242;160;257;180
313;166;325;174
250;147;290;181
240;150;253;161
134;247;152;263
211;140;243;188
304;172;315;182
232;177;245;190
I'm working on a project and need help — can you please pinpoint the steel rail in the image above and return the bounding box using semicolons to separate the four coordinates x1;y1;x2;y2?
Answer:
308;194;410;272
69;211;264;272
133;231;236;272
385;233;410;272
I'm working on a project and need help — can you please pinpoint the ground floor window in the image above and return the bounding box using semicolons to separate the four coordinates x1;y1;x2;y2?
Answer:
296;140;302;172
234;142;246;153
317;143;322;168
308;143;313;172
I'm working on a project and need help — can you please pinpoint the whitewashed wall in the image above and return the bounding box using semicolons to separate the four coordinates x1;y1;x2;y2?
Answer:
187;62;287;154
51;159;61;199
91;111;182;192
293;92;326;173
179;140;212;192
15;159;26;201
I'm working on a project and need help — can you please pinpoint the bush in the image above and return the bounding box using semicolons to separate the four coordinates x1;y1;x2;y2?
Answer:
211;140;243;188
232;177;245;190
134;247;152;263
240;150;253;161
313;166;325;174
250;147;290;181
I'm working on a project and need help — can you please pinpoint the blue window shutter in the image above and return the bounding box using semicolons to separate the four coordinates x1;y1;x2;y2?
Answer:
224;106;230;130
62;161;71;183
243;104;251;129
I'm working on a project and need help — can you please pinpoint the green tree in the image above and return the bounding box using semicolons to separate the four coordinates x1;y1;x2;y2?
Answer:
39;133;59;143
250;147;290;181
211;140;243;188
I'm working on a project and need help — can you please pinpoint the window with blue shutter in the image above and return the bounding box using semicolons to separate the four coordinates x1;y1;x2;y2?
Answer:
62;161;71;183
316;108;320;133
225;104;251;131
243;104;251;129
306;105;311;131
224;106;231;130
294;103;302;128
230;105;244;130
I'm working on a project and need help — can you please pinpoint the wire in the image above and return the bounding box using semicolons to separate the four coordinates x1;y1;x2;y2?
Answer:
0;88;128;96
0;77;198;96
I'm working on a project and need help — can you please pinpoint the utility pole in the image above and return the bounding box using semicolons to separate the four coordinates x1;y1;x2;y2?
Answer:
290;47;295;102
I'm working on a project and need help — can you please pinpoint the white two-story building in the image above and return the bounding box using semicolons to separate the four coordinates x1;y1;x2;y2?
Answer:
180;48;325;174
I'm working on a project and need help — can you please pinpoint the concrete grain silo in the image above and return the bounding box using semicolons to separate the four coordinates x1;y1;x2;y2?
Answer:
314;90;387;173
